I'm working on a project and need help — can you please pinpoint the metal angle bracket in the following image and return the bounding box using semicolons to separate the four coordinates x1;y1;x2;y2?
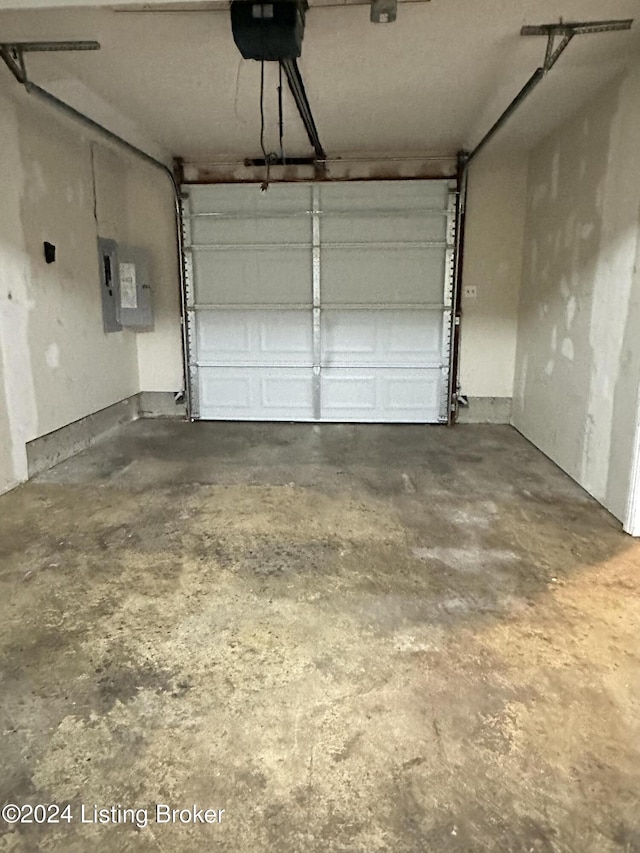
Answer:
521;19;633;73
521;19;634;37
466;18;633;166
0;40;100;84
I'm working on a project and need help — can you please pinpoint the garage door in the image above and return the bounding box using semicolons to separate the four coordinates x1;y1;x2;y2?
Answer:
182;180;456;423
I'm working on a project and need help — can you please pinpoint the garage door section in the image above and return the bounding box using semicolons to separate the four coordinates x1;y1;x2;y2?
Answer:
183;180;456;423
184;184;315;421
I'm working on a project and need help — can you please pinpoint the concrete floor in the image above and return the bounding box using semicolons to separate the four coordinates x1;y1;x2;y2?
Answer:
0;421;639;852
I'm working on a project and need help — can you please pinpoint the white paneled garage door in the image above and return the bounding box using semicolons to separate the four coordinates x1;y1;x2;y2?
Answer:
182;180;456;423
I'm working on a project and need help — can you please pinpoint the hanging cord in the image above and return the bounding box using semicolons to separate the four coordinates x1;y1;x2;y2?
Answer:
278;61;285;165
259;59;271;191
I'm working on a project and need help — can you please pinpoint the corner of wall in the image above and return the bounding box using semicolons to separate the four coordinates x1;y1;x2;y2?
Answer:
459;148;528;403
510;63;640;524
126;163;183;397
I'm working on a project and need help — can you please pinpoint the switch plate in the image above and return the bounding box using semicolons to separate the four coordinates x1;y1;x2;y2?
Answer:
464;285;478;299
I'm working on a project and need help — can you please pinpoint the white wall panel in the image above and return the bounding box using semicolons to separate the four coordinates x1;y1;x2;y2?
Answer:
321;248;445;305
319;181;450;213
196;310;313;366
322;310;442;367
321;214;447;245
192;248;312;306
191;216;311;247
189;183;313;216
199;367;314;420
321;369;441;422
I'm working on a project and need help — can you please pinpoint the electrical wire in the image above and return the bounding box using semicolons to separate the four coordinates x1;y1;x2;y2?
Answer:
259;60;267;161
259;59;270;189
278;61;285;164
256;0;273;192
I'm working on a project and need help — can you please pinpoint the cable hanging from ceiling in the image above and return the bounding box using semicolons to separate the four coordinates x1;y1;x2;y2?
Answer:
232;0;320;187
258;60;286;191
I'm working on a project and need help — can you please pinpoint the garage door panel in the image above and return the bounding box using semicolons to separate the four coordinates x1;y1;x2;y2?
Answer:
189;183;312;216
321;247;445;305
184;179;454;424
191;216;312;247
321;213;447;244
192;248;312;305
196;310;312;366
199;367;315;420
322;310;442;366
320;368;441;422
260;313;313;362
319;181;450;213
196;311;251;360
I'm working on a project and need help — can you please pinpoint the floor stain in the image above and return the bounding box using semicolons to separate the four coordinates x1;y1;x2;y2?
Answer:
0;421;638;852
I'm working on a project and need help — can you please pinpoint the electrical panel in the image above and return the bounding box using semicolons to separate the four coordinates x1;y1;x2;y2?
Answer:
98;237;121;333
231;1;307;61
117;244;153;328
97;238;153;332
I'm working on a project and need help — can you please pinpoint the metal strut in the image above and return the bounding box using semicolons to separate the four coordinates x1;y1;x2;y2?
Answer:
0;41;99;84
279;57;326;164
466;18;633;166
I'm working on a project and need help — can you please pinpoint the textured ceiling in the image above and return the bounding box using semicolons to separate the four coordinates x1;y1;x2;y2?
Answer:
0;0;638;163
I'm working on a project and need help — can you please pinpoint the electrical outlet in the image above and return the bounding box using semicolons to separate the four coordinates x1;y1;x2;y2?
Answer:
464;285;478;299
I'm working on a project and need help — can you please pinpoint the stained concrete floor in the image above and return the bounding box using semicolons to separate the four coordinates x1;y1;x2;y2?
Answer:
1;420;639;853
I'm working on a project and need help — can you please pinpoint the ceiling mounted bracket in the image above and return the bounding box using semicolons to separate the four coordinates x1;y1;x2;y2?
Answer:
370;0;397;25
522;19;634;72
0;40;100;85
465;18;633;168
521;19;634;39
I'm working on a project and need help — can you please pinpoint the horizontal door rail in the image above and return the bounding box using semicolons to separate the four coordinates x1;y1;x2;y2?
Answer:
317;209;450;218
321;303;449;311
189;241;449;251
188;302;449;311
195;361;314;369
187;208;450;220
188;303;312;311
195;361;445;370
189;211;314;220
322;241;449;249
321;362;444;369
190;242;311;251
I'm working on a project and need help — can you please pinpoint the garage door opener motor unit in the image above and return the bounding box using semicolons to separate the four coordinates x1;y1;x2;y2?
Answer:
230;0;325;177
231;1;308;61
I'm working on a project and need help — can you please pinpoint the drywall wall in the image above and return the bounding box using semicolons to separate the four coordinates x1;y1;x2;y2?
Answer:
126;163;183;395
627;397;640;535
620;214;640;533
0;81;156;493
0;349;15;494
459;150;528;402
513;63;640;524
0;75;184;494
0;87;42;492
